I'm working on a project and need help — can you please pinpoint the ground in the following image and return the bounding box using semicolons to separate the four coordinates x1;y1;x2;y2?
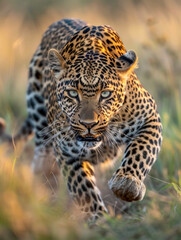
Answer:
0;0;181;239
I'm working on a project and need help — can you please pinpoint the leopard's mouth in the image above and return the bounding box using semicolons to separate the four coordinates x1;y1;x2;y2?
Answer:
76;134;102;149
76;135;102;142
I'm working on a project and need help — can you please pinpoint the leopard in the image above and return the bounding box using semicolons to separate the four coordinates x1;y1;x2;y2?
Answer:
0;18;162;221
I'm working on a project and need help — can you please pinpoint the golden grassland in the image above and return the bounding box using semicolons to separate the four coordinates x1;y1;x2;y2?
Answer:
0;1;181;239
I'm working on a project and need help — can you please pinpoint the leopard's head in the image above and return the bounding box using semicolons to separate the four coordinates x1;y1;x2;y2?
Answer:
48;25;137;149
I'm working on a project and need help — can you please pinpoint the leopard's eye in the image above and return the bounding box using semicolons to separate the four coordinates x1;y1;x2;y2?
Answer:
101;91;112;99
67;90;78;98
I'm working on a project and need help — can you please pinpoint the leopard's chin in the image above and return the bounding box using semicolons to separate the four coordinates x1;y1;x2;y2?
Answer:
77;140;102;149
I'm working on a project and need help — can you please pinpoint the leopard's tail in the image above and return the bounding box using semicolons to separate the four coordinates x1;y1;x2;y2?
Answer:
0;117;34;150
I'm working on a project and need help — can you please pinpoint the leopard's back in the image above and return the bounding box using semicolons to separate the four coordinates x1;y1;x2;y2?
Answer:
41;19;87;56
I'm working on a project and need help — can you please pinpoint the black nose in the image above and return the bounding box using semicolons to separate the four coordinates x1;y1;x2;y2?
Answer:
79;120;99;129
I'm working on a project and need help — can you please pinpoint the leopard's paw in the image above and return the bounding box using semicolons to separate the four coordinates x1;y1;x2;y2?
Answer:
108;173;146;202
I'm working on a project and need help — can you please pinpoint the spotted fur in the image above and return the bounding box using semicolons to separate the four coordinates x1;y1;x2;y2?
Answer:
0;18;162;220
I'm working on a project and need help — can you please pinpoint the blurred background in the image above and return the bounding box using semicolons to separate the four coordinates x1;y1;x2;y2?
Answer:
0;0;181;239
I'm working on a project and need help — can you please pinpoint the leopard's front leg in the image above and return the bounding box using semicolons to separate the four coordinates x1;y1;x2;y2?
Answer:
109;114;162;202
61;158;107;220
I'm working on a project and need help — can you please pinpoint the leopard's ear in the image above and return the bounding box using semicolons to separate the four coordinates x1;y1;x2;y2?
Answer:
48;48;67;78
116;50;138;74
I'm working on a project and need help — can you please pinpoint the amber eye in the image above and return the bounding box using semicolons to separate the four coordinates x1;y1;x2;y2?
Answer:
101;91;112;99
67;90;78;98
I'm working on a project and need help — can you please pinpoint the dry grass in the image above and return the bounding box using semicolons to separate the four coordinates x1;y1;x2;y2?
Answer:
0;0;181;239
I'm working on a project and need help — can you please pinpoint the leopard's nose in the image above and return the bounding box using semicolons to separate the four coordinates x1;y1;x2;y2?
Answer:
79;109;99;129
79;120;99;129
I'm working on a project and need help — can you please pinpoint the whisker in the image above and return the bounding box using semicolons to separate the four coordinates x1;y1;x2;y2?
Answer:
105;130;119;148
42;132;61;146
108;123;143;142
38;119;65;137
58;126;72;145
104;130;123;159
94;145;103;164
